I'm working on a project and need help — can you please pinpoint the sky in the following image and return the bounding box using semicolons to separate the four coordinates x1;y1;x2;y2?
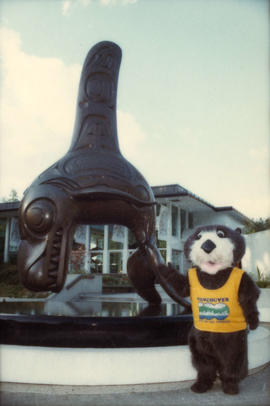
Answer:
0;0;269;220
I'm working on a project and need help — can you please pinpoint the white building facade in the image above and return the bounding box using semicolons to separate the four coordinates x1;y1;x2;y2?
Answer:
0;184;249;275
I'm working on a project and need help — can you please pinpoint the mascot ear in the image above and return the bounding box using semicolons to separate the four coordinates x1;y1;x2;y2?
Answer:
235;227;242;234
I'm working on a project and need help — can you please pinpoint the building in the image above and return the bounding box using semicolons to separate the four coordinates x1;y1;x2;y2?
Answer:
0;184;249;274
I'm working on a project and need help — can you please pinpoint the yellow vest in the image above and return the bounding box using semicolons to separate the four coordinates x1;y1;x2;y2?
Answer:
189;267;247;333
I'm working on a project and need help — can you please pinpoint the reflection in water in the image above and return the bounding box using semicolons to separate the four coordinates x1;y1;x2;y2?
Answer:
0;300;190;318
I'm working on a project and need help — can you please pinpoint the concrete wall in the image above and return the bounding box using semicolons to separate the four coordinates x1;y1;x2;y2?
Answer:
49;274;102;302
242;230;270;279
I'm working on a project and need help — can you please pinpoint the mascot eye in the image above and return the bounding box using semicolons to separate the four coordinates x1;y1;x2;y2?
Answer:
217;229;226;238
25;199;55;234
195;233;202;240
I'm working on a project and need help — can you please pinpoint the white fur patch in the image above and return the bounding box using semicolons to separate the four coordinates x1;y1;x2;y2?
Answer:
189;230;234;275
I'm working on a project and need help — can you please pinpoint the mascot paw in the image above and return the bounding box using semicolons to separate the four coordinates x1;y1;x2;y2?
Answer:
191;381;213;393
248;315;259;330
222;381;239;395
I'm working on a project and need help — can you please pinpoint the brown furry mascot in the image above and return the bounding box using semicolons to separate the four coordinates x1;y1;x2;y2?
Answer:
146;225;260;395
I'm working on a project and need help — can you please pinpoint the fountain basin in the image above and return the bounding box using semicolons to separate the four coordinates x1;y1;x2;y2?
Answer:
0;299;269;386
1;327;270;385
0;299;192;348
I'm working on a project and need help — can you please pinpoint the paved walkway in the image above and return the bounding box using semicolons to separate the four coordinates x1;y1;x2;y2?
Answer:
1;364;269;406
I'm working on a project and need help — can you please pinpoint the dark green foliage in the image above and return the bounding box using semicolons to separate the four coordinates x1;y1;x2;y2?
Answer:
256;266;270;288
0;263;49;298
256;280;270;288
102;274;131;286
243;217;270;234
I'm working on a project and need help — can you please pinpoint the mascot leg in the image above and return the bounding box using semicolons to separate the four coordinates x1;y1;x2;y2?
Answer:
189;328;218;393
216;331;248;395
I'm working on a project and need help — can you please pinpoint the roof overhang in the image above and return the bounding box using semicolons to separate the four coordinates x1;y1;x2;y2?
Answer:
0;184;251;224
0;202;20;218
152;184;250;223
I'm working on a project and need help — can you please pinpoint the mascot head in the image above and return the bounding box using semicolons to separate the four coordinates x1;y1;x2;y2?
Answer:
184;225;245;275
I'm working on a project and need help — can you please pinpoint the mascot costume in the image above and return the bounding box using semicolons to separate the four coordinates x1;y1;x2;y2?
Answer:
145;225;260;395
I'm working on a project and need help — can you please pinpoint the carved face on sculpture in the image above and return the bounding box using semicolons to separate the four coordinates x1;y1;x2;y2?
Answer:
18;185;75;292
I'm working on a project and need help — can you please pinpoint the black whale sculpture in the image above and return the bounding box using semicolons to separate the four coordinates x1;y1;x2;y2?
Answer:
18;41;189;308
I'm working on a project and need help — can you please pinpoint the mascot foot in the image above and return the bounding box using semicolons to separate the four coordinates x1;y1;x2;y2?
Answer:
221;381;239;395
191;380;213;393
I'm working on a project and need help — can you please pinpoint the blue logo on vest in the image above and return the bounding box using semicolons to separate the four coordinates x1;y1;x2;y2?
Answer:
198;302;230;321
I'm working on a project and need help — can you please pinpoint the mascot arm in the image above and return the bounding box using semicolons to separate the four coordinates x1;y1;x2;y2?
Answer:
238;273;260;330
157;263;190;298
144;245;190;299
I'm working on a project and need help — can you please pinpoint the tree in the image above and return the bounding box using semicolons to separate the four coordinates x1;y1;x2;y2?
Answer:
1;189;20;202
243;217;270;234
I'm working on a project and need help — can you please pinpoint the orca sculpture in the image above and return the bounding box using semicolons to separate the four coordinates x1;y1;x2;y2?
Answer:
18;41;189;308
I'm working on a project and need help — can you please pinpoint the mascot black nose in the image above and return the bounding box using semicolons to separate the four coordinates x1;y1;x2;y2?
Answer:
201;239;216;254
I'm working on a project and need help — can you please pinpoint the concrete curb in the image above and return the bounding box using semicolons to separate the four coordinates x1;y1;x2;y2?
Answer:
0;364;269;406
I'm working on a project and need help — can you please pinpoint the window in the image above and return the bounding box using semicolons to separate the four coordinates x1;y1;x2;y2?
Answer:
172;249;182;271
188;212;194;229
128;229;138;249
157;204;169;240
9;218;20;252
155;231;167;249
180;209;186;236
110;252;123;273
171;206;178;236
159;249;167;263
156;203;161;216
108;225;124;250
90;225;104;250
90;252;103;273
0;219;5;263
70;225;105;273
69;246;86;273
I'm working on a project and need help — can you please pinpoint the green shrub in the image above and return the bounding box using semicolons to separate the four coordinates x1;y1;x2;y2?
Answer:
255;266;270;289
0;263;49;298
0;263;20;284
256;280;270;288
102;274;131;286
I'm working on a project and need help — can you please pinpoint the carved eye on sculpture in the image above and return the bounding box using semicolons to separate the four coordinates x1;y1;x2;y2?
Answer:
24;199;55;235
